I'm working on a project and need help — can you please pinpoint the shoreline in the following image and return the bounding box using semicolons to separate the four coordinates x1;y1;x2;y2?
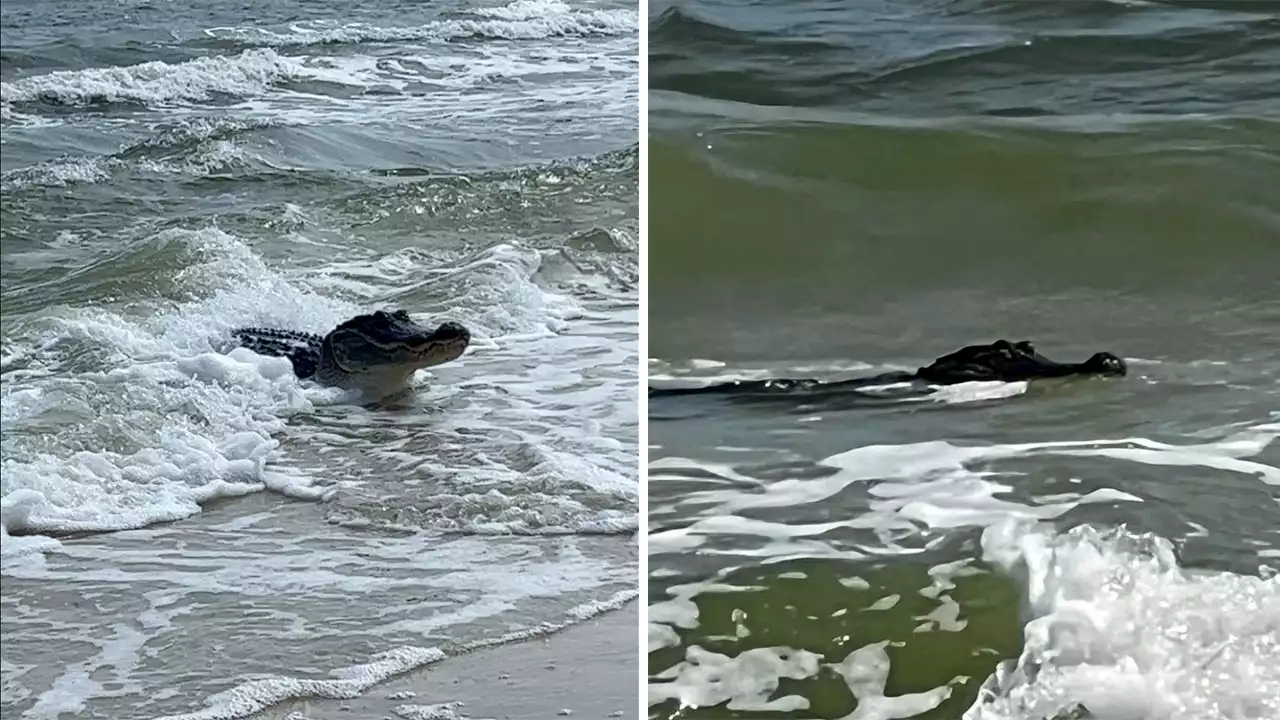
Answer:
257;600;640;720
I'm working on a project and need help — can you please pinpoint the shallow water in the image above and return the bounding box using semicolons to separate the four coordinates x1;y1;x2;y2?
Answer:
1;0;639;716
647;1;1279;718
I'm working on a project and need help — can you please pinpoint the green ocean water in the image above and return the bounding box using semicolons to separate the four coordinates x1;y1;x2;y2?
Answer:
647;1;1280;719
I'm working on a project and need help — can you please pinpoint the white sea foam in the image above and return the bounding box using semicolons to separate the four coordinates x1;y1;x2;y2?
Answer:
2;38;633;140
829;641;955;720
0;48;306;107
144;589;637;720
391;702;480;720
201;0;636;47
0;156;113;191
650;520;1280;719
966;522;1280;720
648;422;1279;718
658;426;1276;539
650;645;822;712
0;228;336;560
148;646;448;720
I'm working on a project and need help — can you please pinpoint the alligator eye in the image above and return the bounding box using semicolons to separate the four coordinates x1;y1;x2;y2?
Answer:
392;309;411;321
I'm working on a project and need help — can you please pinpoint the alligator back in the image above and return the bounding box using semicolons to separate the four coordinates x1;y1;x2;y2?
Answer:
232;327;324;379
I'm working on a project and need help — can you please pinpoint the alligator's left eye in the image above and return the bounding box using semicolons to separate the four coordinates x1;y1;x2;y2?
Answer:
392;309;411;321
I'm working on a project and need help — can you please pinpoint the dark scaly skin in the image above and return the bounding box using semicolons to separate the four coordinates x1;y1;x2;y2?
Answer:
232;327;324;378
649;340;1126;399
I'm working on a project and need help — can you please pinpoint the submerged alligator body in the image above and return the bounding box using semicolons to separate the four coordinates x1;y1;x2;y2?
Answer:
233;309;471;397
649;340;1125;399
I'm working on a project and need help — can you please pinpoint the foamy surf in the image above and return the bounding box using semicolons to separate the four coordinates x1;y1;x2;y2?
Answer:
144;589;637;720
967;521;1279;720
650;522;1278;720
655;415;1274;712
1;222;634;557
3;2;636;155
0;48;306;107
201;0;636;47
1;228;340;558
649;419;1278;717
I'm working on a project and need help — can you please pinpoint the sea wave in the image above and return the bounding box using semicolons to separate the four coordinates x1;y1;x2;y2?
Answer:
200;0;637;48
0;48;306;108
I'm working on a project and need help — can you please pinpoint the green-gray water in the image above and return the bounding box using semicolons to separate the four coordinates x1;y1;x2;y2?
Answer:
647;1;1279;718
2;0;639;717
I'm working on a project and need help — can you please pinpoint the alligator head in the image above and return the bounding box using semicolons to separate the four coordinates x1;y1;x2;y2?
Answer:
319;309;471;392
915;340;1126;384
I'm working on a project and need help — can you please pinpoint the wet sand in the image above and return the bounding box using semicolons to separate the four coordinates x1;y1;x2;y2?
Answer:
257;601;639;720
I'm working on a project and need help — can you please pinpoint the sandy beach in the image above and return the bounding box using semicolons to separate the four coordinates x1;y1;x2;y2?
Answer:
257;601;640;720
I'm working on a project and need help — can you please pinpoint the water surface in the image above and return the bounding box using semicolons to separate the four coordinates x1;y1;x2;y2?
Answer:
1;0;640;716
647;1;1279;718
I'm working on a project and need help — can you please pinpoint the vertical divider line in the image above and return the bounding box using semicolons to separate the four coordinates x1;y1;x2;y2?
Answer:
636;0;652;716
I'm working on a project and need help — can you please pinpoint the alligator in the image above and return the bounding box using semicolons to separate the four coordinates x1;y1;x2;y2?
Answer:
648;340;1126;399
232;309;471;398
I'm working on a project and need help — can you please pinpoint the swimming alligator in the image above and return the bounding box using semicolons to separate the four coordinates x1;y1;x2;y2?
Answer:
649;340;1125;399
232;309;471;397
